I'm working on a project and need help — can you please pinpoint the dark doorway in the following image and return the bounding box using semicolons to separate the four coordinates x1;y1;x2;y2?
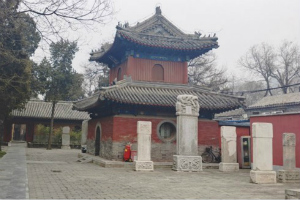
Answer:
13;124;26;141
95;126;101;156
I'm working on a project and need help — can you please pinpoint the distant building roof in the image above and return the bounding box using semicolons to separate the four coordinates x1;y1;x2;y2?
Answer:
90;7;218;65
74;77;245;112
11;100;90;120
215;108;246;118
247;92;300;109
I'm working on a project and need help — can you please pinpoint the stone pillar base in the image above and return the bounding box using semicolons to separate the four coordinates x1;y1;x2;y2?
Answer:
219;162;239;172
277;169;300;183
285;189;300;199
61;145;71;150
134;161;154;171
172;155;202;172
250;170;276;184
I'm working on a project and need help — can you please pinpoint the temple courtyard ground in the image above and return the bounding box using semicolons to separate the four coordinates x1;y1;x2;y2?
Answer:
0;143;299;199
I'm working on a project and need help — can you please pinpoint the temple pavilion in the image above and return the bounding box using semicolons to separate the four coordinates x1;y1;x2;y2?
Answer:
74;7;244;161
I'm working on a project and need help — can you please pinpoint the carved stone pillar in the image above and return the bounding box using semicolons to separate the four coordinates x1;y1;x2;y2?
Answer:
277;133;300;183
172;95;202;172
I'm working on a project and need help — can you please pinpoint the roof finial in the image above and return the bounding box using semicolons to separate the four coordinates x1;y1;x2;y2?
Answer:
156;6;162;15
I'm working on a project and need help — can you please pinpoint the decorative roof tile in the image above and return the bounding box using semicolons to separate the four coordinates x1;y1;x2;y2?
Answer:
90;7;218;63
74;78;245;111
247;92;300;109
12;100;90;120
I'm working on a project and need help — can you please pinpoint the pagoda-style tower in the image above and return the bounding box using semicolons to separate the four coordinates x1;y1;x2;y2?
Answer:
75;7;243;161
90;7;218;85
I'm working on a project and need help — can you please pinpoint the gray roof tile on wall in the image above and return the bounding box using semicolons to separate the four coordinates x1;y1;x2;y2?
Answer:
12;100;90;120
247;92;300;109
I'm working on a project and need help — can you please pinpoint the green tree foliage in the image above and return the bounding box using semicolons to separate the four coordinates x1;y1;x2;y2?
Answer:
33;39;84;149
0;0;40;150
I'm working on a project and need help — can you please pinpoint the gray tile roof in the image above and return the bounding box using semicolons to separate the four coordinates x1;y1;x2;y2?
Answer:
74;78;245;111
247;92;300;109
215;108;246;117
90;8;218;62
12;100;90;120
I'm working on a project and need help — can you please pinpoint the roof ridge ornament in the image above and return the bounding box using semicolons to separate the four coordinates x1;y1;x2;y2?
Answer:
156;6;162;15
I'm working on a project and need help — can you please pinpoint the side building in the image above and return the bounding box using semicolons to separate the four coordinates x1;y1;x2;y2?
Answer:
3;100;90;146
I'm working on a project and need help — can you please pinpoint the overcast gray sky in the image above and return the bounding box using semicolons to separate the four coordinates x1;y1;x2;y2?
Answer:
35;0;300;80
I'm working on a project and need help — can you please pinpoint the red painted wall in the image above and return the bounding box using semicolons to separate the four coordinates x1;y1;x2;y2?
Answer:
109;56;188;84
88;115;220;147
87;116;113;141
250;113;300;168
198;120;220;146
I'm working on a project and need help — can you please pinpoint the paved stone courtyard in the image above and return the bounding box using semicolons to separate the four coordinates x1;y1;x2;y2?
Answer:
26;148;299;199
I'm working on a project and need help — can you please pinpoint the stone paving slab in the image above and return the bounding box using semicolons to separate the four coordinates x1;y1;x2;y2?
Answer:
0;143;28;199
26;148;300;199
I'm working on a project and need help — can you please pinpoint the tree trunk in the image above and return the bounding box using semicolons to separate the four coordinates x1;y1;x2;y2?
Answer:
47;101;56;150
0;121;3;152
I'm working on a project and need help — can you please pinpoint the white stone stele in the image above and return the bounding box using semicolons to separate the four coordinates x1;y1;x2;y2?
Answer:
134;121;153;171
81;120;89;146
250;123;276;184
277;133;300;183
173;95;202;172
61;126;71;150
219;126;239;172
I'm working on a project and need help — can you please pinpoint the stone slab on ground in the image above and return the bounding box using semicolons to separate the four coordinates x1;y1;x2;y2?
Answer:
285;189;300;199
250;170;277;184
277;169;300;183
219;162;239;172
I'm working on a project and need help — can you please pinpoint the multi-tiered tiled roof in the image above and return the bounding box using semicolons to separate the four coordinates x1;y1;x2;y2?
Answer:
90;7;219;66
74;77;244;112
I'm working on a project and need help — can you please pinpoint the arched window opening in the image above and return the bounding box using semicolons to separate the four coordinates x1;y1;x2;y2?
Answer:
152;64;164;81
117;68;122;81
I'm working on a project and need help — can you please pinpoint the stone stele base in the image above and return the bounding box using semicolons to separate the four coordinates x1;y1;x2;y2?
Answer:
285;189;300;199
134;161;154;171
277;169;300;183
250;170;276;184
61;145;71;150
172;155;202;172
219;162;239;172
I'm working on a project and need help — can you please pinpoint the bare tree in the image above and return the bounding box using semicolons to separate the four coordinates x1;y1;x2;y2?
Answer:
15;0;113;43
82;61;109;96
271;41;300;93
188;52;228;91
239;43;275;96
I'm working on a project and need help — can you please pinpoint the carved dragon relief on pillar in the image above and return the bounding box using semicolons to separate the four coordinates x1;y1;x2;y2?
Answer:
176;95;200;116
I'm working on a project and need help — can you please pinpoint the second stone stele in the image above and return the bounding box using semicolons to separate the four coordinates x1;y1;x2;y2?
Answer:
172;95;202;172
61;126;71;150
277;133;300;183
134;121;154;171
250;123;276;184
219;126;239;172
